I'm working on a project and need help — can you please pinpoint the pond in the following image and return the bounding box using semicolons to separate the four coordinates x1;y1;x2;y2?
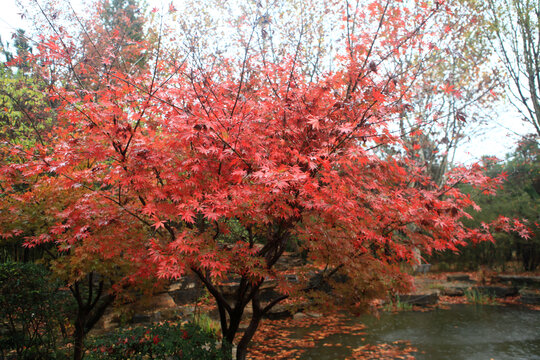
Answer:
298;304;540;360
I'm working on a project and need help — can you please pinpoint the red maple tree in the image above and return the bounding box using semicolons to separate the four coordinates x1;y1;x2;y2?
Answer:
0;1;518;359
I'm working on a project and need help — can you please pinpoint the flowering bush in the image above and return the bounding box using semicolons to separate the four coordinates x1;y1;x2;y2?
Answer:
85;321;226;359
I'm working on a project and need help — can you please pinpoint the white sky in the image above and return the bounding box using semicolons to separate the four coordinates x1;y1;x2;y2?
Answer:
0;1;29;42
0;0;535;164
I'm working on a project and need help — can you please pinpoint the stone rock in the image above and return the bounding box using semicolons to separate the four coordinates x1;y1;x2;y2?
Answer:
520;290;540;305
293;312;308;320
98;313;121;330
493;275;540;288
397;292;439;306
131;313;152;324
475;286;518;298
275;254;303;269
181;305;197;316
168;277;205;305
259;287;281;303
414;264;432;274
441;284;470;296
265;304;293;320
284;274;299;282
238;322;250;331
446;274;471;282
151;293;177;308
159;308;181;321
214;282;240;303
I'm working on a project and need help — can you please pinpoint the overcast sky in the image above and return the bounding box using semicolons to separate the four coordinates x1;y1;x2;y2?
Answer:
0;0;535;163
0;1;27;41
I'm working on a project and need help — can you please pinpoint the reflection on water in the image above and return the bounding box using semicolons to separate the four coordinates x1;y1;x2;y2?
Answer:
300;304;540;360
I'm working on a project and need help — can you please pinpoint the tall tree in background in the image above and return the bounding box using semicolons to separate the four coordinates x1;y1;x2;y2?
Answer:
397;0;502;185
431;136;539;271
102;0;145;40
487;0;540;137
90;0;149;72
0;30;56;262
0;29;53;148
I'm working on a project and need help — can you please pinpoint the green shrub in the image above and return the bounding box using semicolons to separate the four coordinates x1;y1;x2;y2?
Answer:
192;308;221;335
435;261;450;272
383;296;413;312
464;288;494;305
0;262;73;359
86;321;226;359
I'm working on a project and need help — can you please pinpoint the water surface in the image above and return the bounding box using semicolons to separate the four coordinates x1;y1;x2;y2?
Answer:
299;304;540;360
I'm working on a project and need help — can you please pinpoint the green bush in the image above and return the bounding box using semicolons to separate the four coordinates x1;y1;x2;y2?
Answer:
192;309;221;335
383;296;413;312
464;288;494;305
86;321;226;359
429;139;540;272
0;262;73;359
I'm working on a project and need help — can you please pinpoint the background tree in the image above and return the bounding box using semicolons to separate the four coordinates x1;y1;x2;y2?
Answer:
430;135;539;271
0;30;56;262
396;0;502;185
487;0;540;137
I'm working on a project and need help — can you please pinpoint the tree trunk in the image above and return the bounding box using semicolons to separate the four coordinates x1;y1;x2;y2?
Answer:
221;309;243;360
235;313;262;360
190;228;291;360
73;318;85;360
69;274;115;360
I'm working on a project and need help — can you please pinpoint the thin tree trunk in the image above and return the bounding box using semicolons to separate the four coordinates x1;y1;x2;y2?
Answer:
235;313;262;360
69;274;115;360
73;318;85;360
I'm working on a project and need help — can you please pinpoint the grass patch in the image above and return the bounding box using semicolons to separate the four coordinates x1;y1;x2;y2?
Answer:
384;297;413;312
464;288;494;304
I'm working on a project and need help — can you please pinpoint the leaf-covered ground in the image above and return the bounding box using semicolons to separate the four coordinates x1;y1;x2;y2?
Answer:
247;314;416;360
